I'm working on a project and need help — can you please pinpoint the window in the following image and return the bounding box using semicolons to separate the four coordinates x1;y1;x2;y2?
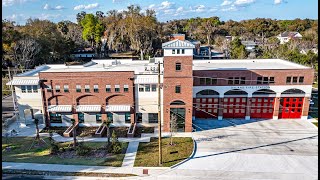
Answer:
175;85;181;93
200;78;205;85
228;77;233;85
292;76;298;83
148;113;158;123
172;49;175;54
177;49;180;54
206;78;211;85
263;77;269;84
115;85;120;92
46;85;52;92
182;49;185;54
27;86;32;93
234;77;240;84
55;85;60;93
32;85;38;93
257;77;262;84
76;85;81;92
212;78;217;85
94;85;99;92
78;112;84;123
96;114;102;123
107;112;113;123
269;77;275;84
49;113;62;123
151;84;157;92
85;85;90;92
299;76;304;83
286;77;292;84
125;113;131;123
64;85;69;93
106;85;111;92
139;84;144;92
144;84;150;92
176;63;181;71
124;85;129;92
240;77;246;84
21;86;26;93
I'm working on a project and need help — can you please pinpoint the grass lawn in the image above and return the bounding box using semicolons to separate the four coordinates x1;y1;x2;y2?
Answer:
2;137;128;167
134;137;193;167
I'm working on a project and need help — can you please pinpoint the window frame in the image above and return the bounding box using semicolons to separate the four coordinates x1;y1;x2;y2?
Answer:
76;85;81;92
32;85;38;93
21;85;26;93
269;77;275;84
148;113;158;123
257;77;263;84
139;84;144;92
228;77;233;85
93;84;99;93
151;84;157;92
240;77;246;85
299;76;304;83
106;85;111;92
27;86;32;93
55;85;60;93
175;62;181;71
63;85;69;93
124;85;129;92
292;76;298;84
286;76;292;84
115;85;120;92
85;85;90;93
172;49;175;54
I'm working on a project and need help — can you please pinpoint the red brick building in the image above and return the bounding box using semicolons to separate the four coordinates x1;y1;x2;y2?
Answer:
8;39;314;132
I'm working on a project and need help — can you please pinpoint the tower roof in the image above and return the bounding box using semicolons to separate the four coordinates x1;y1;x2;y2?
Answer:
162;39;195;49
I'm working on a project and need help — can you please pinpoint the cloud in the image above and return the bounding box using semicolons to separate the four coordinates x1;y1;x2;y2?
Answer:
176;7;184;13
159;1;175;10
5;13;25;21
221;0;232;6
194;5;206;12
148;4;155;9
74;3;99;10
234;0;255;6
274;0;282;4
221;5;237;11
43;4;65;10
2;0;27;6
38;13;61;21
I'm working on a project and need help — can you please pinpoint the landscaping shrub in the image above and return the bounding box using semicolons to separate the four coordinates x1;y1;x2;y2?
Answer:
109;131;122;154
49;143;59;155
76;143;91;156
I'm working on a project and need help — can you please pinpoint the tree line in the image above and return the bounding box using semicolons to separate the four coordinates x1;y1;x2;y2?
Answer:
2;5;318;72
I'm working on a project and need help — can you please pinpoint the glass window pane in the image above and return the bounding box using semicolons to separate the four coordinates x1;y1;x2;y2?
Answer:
145;84;150;92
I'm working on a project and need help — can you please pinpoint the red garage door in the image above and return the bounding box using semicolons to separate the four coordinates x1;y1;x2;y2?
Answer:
223;97;246;118
250;97;275;119
194;98;219;119
279;97;304;119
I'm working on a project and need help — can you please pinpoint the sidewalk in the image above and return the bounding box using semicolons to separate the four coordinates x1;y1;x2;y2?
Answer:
122;141;140;168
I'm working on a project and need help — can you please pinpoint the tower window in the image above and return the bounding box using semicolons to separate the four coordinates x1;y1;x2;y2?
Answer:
177;49;180;54
176;63;181;71
172;49;175;54
182;49;185;54
175;85;181;93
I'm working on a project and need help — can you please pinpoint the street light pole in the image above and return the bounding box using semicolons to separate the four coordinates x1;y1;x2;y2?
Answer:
8;67;18;122
158;61;162;166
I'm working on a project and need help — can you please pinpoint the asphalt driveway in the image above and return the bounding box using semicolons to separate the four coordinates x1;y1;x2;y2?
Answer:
155;119;318;180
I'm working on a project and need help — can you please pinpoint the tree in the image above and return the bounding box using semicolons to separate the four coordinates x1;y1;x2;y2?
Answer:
13;37;41;69
230;37;248;59
110;131;122;154
169;114;178;146
103;119;111;148
80;14;104;53
76;11;87;24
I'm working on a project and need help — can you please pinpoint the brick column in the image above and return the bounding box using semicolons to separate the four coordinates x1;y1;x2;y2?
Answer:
245;97;251;120
72;105;79;123
101;105;107;121
273;94;281;120
301;96;310;120
185;107;193;132
218;97;224;120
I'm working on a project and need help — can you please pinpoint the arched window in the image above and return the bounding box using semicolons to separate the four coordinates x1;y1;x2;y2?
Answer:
170;100;185;105
253;89;276;95
224;89;248;95
282;89;305;95
196;89;219;96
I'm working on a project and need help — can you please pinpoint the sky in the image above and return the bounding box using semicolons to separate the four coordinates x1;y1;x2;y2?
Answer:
2;0;318;25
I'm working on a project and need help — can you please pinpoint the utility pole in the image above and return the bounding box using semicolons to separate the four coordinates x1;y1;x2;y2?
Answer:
8;67;18;121
157;61;162;166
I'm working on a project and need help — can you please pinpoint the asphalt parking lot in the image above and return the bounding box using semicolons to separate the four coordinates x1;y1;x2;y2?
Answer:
156;119;318;180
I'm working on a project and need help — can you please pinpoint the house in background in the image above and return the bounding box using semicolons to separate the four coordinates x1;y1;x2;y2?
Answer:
277;31;303;44
71;47;96;60
241;40;257;52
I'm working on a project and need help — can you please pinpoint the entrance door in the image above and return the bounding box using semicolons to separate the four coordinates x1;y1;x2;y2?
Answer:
194;98;219;119
250;97;275;119
279;97;304;119
170;108;185;132
223;97;246;118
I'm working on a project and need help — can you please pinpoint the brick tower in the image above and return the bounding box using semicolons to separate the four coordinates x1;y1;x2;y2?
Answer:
162;39;195;132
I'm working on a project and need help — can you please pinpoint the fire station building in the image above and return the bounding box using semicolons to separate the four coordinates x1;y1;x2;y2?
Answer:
8;39;314;132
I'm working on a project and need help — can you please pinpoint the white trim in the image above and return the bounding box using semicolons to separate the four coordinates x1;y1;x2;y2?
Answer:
48;105;72;112
301;116;308;120
273;116;278;120
76;105;101;112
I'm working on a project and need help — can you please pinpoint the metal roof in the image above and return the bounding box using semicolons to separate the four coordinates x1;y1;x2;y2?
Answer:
106;105;131;112
162;39;195;49
6;79;39;86
48;105;72;112
76;105;101;112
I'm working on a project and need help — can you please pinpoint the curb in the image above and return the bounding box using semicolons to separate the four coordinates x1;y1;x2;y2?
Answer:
170;138;197;169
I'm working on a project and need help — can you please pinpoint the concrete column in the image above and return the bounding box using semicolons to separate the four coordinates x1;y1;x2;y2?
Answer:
301;96;310;120
273;93;281;120
218;97;224;120
245;97;251;120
